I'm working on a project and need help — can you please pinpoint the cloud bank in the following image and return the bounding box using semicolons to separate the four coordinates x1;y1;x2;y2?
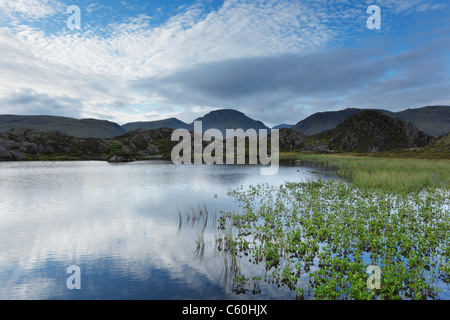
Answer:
0;0;449;126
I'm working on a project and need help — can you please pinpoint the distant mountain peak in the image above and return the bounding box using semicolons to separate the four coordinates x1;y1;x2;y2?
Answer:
272;124;293;130
124;108;269;134
1;106;448;139
292;106;450;137
0;115;126;139
193;109;269;133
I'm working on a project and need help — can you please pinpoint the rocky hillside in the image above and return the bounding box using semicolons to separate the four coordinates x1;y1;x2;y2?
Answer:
108;128;176;162
314;110;433;153
277;128;305;152
0;127;179;162
431;132;450;148
0;128;111;161
0;127;209;162
292;106;450;137
418;132;450;158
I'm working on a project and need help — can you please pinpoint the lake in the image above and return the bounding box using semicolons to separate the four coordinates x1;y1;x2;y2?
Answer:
0;159;325;300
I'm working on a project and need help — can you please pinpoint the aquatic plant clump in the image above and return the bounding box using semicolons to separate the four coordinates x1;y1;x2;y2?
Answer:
218;180;450;300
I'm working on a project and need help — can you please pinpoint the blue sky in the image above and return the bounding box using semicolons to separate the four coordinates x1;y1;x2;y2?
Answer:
0;0;449;126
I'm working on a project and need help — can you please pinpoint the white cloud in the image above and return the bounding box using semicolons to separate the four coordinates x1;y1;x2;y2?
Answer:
0;0;337;123
363;0;447;14
0;0;448;125
0;0;63;20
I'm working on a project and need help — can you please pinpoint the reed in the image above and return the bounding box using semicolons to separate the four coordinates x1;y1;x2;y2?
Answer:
296;154;450;192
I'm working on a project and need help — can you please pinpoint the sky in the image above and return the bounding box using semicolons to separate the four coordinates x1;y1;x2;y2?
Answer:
0;0;449;127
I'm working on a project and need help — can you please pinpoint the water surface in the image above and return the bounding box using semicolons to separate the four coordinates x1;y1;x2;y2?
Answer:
0;160;324;299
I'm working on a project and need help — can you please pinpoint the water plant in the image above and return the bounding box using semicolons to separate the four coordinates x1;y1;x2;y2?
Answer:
232;274;249;295
177;204;213;262
218;178;450;300
194;231;206;262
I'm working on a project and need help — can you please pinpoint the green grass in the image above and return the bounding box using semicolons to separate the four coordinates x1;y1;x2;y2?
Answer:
109;141;123;152
292;153;450;193
25;154;108;161
303;136;329;145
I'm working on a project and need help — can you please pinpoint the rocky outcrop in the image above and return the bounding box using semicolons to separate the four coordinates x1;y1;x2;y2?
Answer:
278;128;306;152
0;127;182;162
430;132;450;148
0;126;223;162
0;144;26;160
416;132;450;158
0;128;110;160
315;110;433;153
301;143;331;153
107;155;134;163
115;128;173;152
276;128;332;153
108;128;175;161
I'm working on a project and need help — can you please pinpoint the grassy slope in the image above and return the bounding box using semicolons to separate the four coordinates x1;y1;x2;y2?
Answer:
122;118;190;132
389;106;450;138
0;115;126;138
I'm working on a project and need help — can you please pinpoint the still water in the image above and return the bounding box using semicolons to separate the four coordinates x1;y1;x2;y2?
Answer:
0;160;325;299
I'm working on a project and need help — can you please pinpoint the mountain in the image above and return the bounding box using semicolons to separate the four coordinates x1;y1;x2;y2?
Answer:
0;115;126;139
389;106;450;137
193;109;269;133
314;110;433;153
124;109;270;134
123;118;190;132
292;108;362;135
272;124;293;130
2;105;448;140
292;106;450;137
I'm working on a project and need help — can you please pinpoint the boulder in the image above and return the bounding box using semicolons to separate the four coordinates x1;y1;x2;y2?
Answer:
278;128;306;151
146;144;159;155
107;155;133;163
